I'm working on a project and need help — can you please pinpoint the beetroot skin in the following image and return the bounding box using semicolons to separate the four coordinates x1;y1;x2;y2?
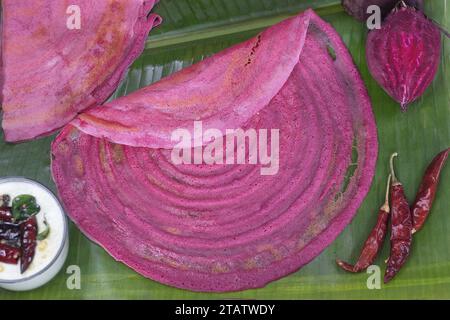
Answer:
366;6;441;110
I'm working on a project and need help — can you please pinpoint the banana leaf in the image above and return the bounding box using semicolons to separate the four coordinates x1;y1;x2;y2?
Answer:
0;0;449;299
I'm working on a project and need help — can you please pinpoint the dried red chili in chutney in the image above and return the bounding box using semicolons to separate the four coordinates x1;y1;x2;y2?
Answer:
0;207;13;222
336;175;391;273
0;221;21;242
412;148;449;233
0;243;20;264
384;153;413;283
20;216;38;273
0;195;12;222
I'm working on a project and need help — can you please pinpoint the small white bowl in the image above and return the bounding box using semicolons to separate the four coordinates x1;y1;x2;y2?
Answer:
0;177;69;291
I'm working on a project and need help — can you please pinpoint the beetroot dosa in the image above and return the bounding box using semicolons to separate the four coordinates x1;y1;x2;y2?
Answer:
1;0;161;142
52;9;378;292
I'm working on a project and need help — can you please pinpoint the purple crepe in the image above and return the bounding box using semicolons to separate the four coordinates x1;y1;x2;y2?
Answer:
1;0;161;142
52;9;378;292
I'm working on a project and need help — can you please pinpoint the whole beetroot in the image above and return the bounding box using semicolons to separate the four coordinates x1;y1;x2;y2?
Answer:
366;5;441;111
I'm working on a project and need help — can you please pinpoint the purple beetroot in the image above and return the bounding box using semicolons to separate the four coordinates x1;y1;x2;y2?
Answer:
366;5;441;111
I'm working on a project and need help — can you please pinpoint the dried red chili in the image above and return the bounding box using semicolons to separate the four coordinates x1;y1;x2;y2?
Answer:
384;153;413;283
336;174;391;273
411;147;449;233
0;207;13;222
0;243;20;264
0;221;21;242
20;216;38;273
